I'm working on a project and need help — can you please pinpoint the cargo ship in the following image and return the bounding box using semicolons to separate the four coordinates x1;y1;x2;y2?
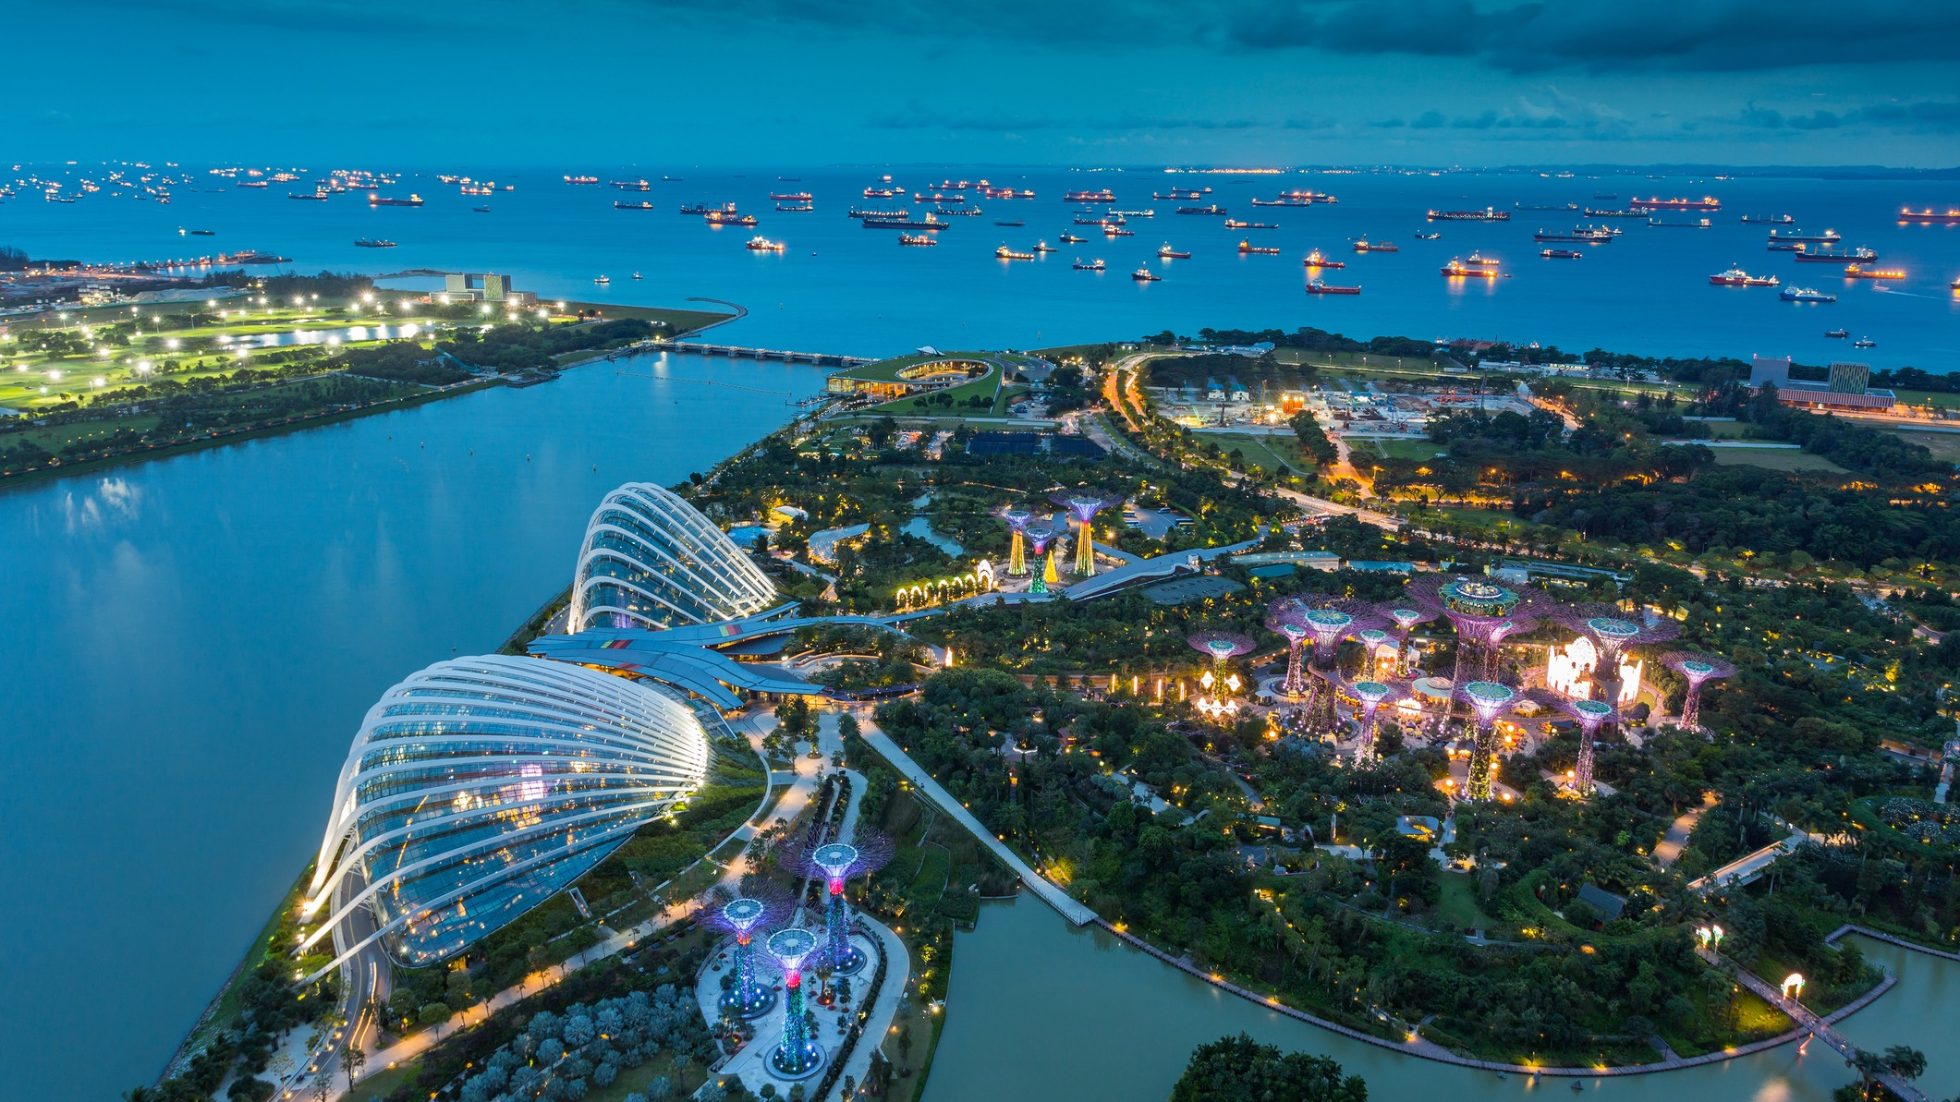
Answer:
768;191;812;202
1427;207;1511;222
1795;245;1876;263
1647;217;1712;228
1540;248;1584;259
1132;266;1161;282
1305;279;1362;294
564;175;600;185
1153;188;1208;200
1853;337;1877;349
1826;328;1850;338
288;190;328;201
1768;228;1841;244
981;186;1034;199
1074;215;1112;226
1176;204;1227;216
1582;207;1646;218
863;215;946;230
848;207;908;220
1843;265;1906;280
863;187;898;198
1352;239;1399;253
368;193;424;207
746;236;786;252
1064;188;1117;203
1109;208;1155;218
995;220;1025;228
934;206;982;216
1251;196;1312;207
1238;240;1281;255
1302;249;1345;269
995;245;1035;261
1414;231;1442;240
1630;195;1721;210
1103;224;1135;237
1060;233;1087;244
1740;213;1794;224
614;200;655;210
1157;244;1191;259
1033;240;1056;253
898;234;937;246
1533;229;1594;242
1780;286;1836;303
1073;258;1106;271
1709;267;1778;287
1899;207;1960;223
1224;219;1277;230
1516;202;1579;211
682;202;738;216
776;202;815;212
612;179;651;191
1441;254;1501;277
353;238;396;248
705;211;759;226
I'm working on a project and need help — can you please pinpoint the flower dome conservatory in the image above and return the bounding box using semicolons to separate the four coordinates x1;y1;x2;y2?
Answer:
297;655;711;977
569;482;776;633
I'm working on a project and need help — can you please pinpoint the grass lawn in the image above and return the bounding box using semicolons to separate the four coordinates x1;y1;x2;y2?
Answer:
343;1064;413;1102
1891;388;1960;411
1431;873;1496;932
1706;446;1848;473
578;301;732;334
1882;427;1960;465
1690;419;1752;439
1194;431;1307;474
1353;436;1445;462
988;384;1030;416
868;365;1004;416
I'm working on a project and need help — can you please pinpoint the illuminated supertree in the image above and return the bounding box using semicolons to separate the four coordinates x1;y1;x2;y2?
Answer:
1025;525;1059;594
1265;602;1312;698
1562;697;1615;796
1050;489;1123;577
1349;679;1397;765
1270;597;1385;729
1187;630;1255;721
1355;628;1395;681
699;883;792;1019
1412;578;1546;718
1386;602;1440;677
784;832;894;975
763;928;825;1079
1554;605;1681;731
1461;680;1516;801
1002;508;1034;577
1663;652;1735;732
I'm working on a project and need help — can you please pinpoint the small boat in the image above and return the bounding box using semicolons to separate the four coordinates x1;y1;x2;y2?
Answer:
188;228;216;236
898;234;937;247
1540;249;1584;259
995;220;1025;228
1059;233;1087;244
1825;328;1849;338
1103;225;1135;237
472;205;492;213
1305;279;1361;295
354;238;397;248
746;236;786;252
1132;266;1161;282
594;275;610;284
1033;240;1056;253
1073;258;1106;271
1158;244;1192;260
1302;249;1345;269
1353;239;1399;253
995;244;1035;261
1414;231;1441;240
1853;337;1877;348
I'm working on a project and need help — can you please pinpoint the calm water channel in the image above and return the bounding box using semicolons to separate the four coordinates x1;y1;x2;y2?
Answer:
0;351;824;1101
925;898;1958;1102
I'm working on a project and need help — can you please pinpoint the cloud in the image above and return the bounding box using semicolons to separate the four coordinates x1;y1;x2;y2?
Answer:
1733;100;1960;132
866;106;1335;134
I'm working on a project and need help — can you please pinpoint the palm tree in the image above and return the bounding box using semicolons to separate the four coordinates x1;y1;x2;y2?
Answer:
1883;1045;1927;1086
1849;1048;1886;1100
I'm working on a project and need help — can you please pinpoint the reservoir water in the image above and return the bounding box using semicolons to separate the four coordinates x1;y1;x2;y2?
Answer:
0;351;825;1101
925;898;1958;1102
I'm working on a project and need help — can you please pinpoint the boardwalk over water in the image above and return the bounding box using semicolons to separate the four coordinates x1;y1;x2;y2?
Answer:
651;338;873;368
1705;947;1929;1102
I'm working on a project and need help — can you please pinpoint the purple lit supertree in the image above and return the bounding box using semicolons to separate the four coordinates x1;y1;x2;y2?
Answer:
1001;507;1034;577
1663;652;1735;732
1461;680;1516;801
1560;696;1615;796
783;831;894;975
1387;601;1441;677
1025;524;1060;594
1553;604;1681;731
1050;489;1124;577
763;927;826;1079
1269;597;1386;729
1349;679;1397;765
1411;578;1547;719
698;882;793;1019
1355;628;1395;681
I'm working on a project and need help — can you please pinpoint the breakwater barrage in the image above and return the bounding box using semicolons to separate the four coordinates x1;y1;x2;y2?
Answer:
653;339;873;367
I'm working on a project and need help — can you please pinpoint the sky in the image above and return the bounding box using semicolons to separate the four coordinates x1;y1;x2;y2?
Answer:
14;0;1960;168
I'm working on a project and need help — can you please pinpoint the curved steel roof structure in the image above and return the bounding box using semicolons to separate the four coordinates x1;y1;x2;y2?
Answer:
297;655;710;978
569;482;777;633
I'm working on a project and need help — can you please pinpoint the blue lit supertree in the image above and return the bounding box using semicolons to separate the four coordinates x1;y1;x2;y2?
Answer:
1386;601;1440;677
1348;679;1397;766
764;927;825;1079
1561;696;1615;796
1265;606;1312;699
699;882;792;1019
785;831;894;975
1269;596;1384;731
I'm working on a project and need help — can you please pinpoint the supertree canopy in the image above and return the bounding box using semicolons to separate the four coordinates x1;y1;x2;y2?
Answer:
763;927;825;1079
783;831;894;975
1188;629;1256;664
1554;604;1682;720
1267;596;1387;729
1387;601;1441;676
1050;489;1123;577
1349;679;1397;765
1561;697;1615;796
1663;651;1735;732
1001;507;1034;577
1461;680;1516;801
699;882;793;1019
1411;578;1548;711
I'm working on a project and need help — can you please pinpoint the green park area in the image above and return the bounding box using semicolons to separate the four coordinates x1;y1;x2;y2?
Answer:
1705;445;1849;473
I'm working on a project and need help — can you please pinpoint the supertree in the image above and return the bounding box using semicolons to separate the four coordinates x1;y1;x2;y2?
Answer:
1553;604;1681;730
1025;525;1059;594
1355;628;1395;681
1386;602;1440;677
1265;602;1311;698
698;882;793;1019
1663;652;1735;732
1188;630;1255;721
1001;507;1034;577
1188;629;1256;665
1050;489;1123;577
1562;697;1615;796
763;927;826;1079
783;832;894;975
1411;578;1547;718
1349;679;1397;765
1270;597;1384;729
1461;680;1516;801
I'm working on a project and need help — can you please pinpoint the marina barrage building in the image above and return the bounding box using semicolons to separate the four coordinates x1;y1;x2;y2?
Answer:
570;482;778;633
296;656;711;979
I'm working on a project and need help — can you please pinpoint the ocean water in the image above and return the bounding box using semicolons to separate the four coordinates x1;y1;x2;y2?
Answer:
5;165;1958;368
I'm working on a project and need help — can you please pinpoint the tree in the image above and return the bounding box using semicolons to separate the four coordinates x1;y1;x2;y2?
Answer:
342;1045;365;1089
1169;1034;1367;1102
1883;1045;1927;1086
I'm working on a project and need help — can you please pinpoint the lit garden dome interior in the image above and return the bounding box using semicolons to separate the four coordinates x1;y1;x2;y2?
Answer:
569;481;778;633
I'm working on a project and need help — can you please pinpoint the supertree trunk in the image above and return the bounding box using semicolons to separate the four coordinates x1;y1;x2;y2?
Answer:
1075;519;1096;577
1574;728;1597;796
1682;686;1703;731
1008;530;1026;576
1284;641;1306;696
1466;722;1498;801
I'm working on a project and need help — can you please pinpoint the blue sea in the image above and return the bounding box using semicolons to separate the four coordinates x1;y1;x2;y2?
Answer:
6;165;1958;368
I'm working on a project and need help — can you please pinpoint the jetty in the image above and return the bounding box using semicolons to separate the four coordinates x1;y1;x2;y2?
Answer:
651;338;873;367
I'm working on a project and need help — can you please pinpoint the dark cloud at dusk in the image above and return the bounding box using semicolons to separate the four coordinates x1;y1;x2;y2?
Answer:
11;0;1958;165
